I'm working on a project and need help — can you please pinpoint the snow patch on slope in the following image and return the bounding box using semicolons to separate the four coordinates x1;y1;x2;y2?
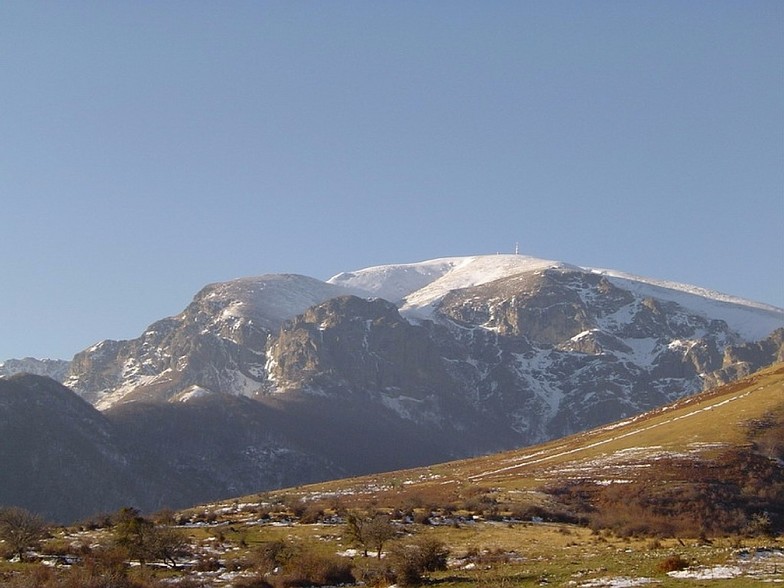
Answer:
201;274;367;331
328;259;458;303
332;254;784;340
330;255;573;318
0;358;70;381
592;269;784;340
174;385;214;403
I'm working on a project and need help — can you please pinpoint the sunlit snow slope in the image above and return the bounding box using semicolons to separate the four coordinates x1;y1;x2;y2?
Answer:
330;254;784;339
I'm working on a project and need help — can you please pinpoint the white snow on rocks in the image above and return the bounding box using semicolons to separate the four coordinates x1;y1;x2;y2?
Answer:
329;254;574;319
201;274;365;332
330;254;784;338
594;268;783;341
174;385;214;402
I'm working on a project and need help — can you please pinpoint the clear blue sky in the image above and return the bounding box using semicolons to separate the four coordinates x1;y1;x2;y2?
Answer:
1;1;782;360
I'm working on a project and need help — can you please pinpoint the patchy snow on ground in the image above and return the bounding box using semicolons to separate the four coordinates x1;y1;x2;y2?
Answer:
667;548;784;581
572;577;659;587
668;565;743;580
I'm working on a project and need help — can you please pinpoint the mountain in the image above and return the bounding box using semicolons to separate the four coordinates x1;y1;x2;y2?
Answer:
5;254;784;522
63;274;361;407
65;255;784;440
0;374;161;523
0;374;345;523
0;357;70;381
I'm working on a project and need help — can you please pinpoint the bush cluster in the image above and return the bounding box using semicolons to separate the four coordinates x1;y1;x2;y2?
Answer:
545;448;784;538
657;554;689;572
246;531;448;588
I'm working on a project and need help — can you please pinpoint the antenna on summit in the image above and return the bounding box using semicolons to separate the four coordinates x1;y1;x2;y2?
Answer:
515;242;519;255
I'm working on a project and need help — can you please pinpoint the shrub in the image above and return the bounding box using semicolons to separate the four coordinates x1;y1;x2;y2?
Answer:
253;539;291;573
2;566;55;588
233;579;274;588
194;555;222;572
252;540;354;587
150;508;176;525
387;536;449;586
277;546;354;587
411;536;449;571
298;505;324;524
40;538;73;557
352;558;395;587
292;552;354;585
62;546;136;588
544;448;784;538
657;554;689;572
412;511;431;525
745;512;774;537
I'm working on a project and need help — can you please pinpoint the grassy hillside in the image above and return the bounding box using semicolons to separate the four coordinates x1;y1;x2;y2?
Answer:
271;362;784;516
1;364;782;586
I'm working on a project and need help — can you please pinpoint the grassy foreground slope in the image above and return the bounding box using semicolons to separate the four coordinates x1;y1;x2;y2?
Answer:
174;362;781;586
274;362;784;517
1;364;781;587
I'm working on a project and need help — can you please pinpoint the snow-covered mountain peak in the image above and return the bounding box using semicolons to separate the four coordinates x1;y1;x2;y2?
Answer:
328;254;572;308
330;254;783;340
400;255;577;314
328;257;461;302
195;273;365;331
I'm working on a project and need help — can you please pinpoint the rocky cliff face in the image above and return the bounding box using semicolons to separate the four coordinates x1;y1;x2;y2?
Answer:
65;274;357;408
702;328;784;388
267;296;452;402
65;257;784;440
425;267;754;441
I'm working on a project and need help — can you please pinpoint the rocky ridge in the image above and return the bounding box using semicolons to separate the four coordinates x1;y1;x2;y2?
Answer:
64;255;784;446
0;357;70;381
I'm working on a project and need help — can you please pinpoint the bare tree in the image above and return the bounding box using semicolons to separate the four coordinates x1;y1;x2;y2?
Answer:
0;506;48;561
148;525;190;569
345;511;396;559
